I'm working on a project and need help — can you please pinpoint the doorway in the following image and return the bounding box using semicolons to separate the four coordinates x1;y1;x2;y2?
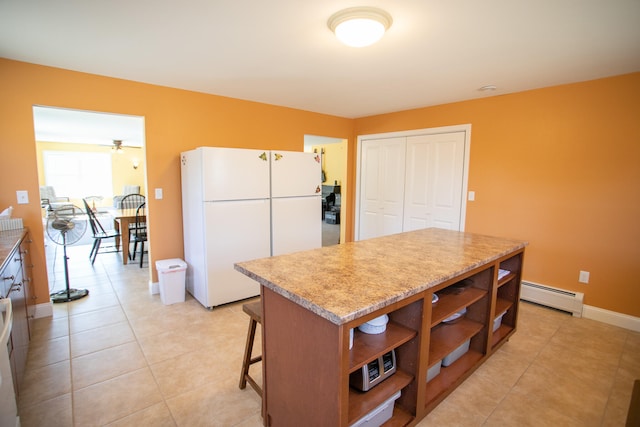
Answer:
33;106;147;295
304;135;347;246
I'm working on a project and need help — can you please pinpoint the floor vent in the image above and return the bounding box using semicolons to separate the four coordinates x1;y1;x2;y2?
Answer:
520;281;584;317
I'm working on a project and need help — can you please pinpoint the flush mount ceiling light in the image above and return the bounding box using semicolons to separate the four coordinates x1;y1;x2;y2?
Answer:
328;7;393;48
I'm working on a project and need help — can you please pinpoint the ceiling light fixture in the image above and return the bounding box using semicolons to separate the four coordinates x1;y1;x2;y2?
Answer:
328;7;393;48
478;85;497;92
112;139;124;154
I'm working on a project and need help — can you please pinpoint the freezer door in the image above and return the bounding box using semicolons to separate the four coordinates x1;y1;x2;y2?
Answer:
271;151;322;197
204;199;271;307
272;196;322;256
200;147;270;201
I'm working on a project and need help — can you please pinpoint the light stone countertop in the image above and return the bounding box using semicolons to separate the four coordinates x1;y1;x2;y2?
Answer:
235;228;527;325
0;228;27;273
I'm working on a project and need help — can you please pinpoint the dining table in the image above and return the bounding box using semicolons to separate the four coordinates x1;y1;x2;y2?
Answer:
111;207;146;265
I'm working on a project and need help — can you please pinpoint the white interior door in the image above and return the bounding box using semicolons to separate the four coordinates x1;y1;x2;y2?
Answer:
357;137;406;240
403;132;466;231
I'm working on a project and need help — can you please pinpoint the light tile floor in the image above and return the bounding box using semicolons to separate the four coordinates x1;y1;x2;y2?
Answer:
17;242;639;426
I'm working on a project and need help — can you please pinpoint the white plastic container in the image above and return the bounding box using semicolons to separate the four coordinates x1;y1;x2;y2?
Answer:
493;310;507;332
442;339;470;367
350;390;401;427
427;361;441;382
156;259;187;305
358;314;389;335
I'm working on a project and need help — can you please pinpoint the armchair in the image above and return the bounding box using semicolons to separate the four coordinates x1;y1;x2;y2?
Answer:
39;186;71;210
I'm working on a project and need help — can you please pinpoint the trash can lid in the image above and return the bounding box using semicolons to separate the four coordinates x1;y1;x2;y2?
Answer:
155;258;187;271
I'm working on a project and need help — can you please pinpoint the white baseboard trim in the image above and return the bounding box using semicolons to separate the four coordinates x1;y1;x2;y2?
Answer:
33;302;53;319
149;280;159;295
582;305;640;332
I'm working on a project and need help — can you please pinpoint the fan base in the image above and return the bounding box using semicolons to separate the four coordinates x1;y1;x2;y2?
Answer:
50;288;90;303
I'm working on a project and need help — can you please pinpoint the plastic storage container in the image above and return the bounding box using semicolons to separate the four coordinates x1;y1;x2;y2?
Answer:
442;339;470;367
493;310;507;332
156;259;187;305
351;390;401;427
427;361;441;382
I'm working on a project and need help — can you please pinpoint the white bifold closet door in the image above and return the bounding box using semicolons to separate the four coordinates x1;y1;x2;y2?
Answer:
357;130;467;240
357;137;406;240
403;132;466;231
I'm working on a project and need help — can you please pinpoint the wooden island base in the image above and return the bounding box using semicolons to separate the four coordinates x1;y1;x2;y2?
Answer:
236;228;526;426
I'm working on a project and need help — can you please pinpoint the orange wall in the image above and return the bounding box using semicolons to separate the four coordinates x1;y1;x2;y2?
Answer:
354;73;640;317
0;59;354;305
1;58;638;318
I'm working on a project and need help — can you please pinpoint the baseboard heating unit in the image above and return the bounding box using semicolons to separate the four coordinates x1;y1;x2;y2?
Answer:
520;281;584;317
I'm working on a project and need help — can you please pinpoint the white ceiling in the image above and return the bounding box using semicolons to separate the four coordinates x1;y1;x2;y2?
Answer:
33;107;145;147
2;0;640;120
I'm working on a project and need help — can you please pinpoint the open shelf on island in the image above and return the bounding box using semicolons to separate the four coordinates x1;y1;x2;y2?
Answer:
348;370;413;426
431;287;487;327
349;322;417;373
428;318;484;365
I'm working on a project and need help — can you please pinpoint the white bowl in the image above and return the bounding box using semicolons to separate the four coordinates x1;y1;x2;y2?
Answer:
358;314;389;334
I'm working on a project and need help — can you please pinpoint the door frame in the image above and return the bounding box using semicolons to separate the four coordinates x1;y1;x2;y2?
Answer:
355;124;471;240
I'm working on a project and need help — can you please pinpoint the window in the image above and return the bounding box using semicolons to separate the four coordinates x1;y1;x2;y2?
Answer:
43;151;113;198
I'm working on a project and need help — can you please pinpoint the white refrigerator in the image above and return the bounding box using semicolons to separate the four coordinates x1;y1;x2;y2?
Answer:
270;150;322;256
181;147;322;308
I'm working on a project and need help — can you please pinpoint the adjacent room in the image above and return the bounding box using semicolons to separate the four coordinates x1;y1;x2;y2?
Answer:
0;0;638;426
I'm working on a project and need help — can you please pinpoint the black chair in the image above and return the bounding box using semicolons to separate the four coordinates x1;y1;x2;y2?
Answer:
119;193;145;259
131;202;148;267
119;193;145;210
83;199;121;265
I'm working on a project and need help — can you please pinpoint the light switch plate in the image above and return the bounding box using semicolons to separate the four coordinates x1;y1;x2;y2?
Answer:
468;191;475;201
155;188;163;200
16;190;29;204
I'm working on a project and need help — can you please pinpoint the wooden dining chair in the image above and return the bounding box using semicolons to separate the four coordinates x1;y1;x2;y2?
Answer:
119;193;145;259
82;199;121;264
131;202;148;267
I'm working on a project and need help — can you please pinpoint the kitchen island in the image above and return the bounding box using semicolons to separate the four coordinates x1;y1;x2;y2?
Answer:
235;228;526;426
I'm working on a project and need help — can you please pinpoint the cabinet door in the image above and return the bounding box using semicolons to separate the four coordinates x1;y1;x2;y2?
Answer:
357;137;406;240
404;132;466;232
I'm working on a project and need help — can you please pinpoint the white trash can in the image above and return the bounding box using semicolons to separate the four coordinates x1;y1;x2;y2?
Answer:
155;259;187;305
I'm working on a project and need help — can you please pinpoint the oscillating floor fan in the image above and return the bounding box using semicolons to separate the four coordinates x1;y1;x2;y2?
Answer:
46;205;90;303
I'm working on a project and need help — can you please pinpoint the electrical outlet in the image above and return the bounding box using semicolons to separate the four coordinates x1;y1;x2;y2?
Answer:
579;270;590;284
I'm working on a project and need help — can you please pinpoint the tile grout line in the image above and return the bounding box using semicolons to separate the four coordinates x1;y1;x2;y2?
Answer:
480;312;570;425
100;257;180;426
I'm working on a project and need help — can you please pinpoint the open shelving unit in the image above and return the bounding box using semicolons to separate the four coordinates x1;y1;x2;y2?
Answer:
258;243;525;426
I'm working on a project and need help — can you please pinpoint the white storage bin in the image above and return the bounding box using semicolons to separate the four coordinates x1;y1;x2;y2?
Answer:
156;259;187;305
350;390;401;427
358;314;389;334
427;361;441;382
493;311;507;332
442;339;470;367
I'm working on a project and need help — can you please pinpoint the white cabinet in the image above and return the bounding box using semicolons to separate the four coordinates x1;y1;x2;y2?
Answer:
357;127;469;240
